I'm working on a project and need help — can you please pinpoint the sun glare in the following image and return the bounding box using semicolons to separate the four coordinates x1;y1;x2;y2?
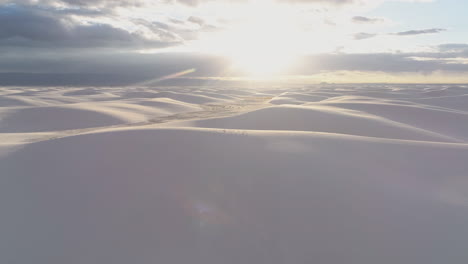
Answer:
193;0;305;78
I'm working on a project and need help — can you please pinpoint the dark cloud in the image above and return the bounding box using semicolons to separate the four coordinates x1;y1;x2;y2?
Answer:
394;28;446;36
304;53;468;73
0;5;180;48
0;50;229;78
1;0;143;9
352;16;384;24
58;0;139;6
2;48;468;86
438;43;468;53
171;0;355;6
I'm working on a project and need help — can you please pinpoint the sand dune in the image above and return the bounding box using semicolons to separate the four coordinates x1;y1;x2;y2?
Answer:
319;101;468;141
0;106;125;133
0;89;207;132
412;94;468;111
1;84;468;264
145;91;231;104
188;105;458;142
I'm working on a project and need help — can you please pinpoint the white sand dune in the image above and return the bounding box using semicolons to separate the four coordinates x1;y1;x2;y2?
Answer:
268;96;305;105
276;92;328;102
0;95;37;107
1;84;468;264
187;105;458;142
0;88;208;132
144;91;230;104
0;106;125;133
412;94;468;111
126;98;201;112
319;101;468;141
62;88;102;96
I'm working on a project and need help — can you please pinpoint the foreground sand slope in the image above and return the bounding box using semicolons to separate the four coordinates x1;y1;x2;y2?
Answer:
1;128;468;264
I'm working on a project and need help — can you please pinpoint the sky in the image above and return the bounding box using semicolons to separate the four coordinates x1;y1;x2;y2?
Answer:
1;0;468;85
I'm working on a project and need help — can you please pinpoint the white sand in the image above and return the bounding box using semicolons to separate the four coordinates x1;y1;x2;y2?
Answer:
1;84;468;264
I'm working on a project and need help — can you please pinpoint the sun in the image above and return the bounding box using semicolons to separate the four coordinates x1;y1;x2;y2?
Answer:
225;20;301;77
192;0;305;78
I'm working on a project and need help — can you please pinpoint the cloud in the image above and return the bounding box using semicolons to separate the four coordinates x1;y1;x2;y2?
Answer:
353;32;377;40
394;28;446;36
175;0;357;6
277;0;355;4
2;47;468;86
0;0;143;9
305;53;461;73
0;0;459;85
1;0;430;9
187;16;205;26
352;16;384;24
353;28;447;41
0;5;181;48
438;43;468;53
